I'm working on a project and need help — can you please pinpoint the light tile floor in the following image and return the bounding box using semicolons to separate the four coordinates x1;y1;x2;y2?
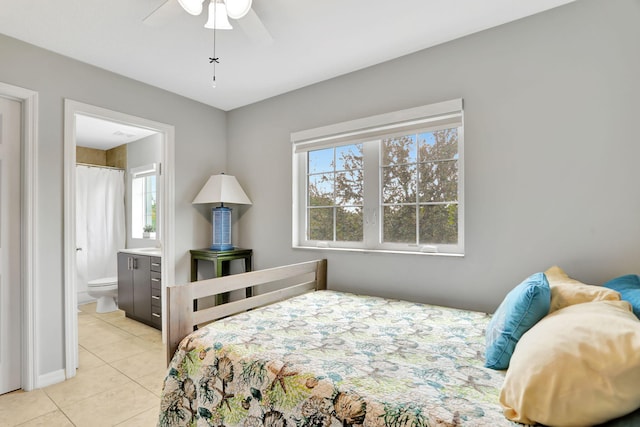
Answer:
0;303;166;427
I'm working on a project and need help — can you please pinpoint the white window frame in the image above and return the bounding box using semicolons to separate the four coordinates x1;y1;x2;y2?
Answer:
292;99;464;256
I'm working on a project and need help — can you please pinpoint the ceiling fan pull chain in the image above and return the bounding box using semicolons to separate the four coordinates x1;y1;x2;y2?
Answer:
210;0;219;87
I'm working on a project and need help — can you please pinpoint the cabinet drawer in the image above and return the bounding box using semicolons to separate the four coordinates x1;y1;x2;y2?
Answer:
151;299;161;310
151;305;162;328
151;300;162;313
150;257;161;272
151;271;161;289
151;287;161;306
151;286;161;298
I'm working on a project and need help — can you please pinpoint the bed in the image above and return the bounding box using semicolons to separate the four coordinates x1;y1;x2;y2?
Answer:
160;259;515;426
160;259;640;427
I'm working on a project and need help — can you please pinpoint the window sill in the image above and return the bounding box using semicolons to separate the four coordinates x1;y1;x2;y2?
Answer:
292;245;464;257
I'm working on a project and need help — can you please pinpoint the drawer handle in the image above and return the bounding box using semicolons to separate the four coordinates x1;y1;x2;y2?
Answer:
151;313;161;318
151;295;160;300
151;263;161;267
151;278;160;282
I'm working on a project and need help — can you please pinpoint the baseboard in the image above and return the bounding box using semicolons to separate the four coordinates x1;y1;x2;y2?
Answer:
37;369;66;389
77;291;95;305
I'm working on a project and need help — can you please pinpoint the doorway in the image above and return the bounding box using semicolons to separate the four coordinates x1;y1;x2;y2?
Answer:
0;95;22;394
63;100;175;379
0;81;37;392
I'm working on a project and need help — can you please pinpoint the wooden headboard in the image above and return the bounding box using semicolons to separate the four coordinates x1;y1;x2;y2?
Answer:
166;259;327;364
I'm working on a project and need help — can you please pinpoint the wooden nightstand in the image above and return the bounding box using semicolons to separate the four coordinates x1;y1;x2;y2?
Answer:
189;248;253;304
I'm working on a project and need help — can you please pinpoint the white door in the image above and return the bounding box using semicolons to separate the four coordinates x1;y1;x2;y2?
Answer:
0;96;21;394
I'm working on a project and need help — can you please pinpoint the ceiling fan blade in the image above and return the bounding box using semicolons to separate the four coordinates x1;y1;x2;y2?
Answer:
237;9;273;46
143;0;183;26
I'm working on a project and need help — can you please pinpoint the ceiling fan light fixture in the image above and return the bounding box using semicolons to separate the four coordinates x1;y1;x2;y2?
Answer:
204;0;233;30
178;0;205;16
225;0;252;20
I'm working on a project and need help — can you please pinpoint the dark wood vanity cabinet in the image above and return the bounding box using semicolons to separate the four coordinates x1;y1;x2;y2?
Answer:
117;252;161;330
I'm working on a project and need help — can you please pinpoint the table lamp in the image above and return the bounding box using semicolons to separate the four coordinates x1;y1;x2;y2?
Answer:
192;173;252;250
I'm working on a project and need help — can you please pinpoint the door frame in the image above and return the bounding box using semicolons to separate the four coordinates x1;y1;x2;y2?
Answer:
0;82;38;391
63;100;175;379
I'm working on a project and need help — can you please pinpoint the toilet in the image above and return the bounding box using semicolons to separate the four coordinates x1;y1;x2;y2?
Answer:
87;276;118;313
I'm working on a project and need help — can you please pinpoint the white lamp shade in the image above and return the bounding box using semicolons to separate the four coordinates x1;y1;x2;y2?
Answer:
225;0;252;19
192;174;252;205
204;0;233;30
178;0;205;15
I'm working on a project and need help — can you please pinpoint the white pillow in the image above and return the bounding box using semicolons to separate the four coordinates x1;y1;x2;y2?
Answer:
545;265;620;312
500;300;640;426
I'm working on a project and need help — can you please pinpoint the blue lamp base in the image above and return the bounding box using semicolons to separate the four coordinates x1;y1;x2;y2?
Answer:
210;206;234;251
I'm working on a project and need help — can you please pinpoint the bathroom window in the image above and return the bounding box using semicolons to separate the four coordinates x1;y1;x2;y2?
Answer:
131;163;159;240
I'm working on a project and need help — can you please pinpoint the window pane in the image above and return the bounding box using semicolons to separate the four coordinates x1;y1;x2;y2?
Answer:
419;204;458;244
335;171;363;206
437;128;458;159
418;160;458;202
420;128;458;161
308;148;334;174
418;131;438;161
308;208;333;240
335;144;363;171
336;207;363;242
383;205;416;243
308;173;334;206
382;164;416;204
309;144;364;241
382;134;416;166
145;175;156;230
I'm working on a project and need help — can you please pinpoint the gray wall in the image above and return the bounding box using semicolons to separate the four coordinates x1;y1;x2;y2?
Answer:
227;0;640;313
0;34;226;376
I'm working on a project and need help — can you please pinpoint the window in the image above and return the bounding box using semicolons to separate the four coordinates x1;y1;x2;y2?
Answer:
131;163;159;240
292;99;463;255
307;144;364;242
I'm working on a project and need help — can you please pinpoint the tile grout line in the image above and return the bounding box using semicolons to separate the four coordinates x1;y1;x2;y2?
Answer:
2;304;164;427
35;311;131;426
39;389;78;427
80;305;164;425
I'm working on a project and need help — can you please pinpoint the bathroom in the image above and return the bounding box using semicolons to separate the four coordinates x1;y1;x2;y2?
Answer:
75;113;163;324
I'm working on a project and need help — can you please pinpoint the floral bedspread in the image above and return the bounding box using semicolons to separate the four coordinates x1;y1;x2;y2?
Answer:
159;290;516;427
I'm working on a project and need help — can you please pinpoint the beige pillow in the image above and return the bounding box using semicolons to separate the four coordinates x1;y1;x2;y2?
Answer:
545;265;620;312
500;300;640;426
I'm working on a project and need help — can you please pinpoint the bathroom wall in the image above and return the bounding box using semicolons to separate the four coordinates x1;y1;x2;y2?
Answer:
76;144;127;169
76;146;106;166
106;145;126;169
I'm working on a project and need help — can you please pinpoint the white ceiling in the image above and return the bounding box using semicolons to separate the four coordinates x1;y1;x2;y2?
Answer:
75;115;158;150
0;0;576;112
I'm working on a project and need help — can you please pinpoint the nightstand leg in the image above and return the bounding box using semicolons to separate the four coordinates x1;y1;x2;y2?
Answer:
245;255;253;298
190;259;198;282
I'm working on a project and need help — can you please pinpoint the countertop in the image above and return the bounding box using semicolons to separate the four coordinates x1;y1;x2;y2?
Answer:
118;248;162;257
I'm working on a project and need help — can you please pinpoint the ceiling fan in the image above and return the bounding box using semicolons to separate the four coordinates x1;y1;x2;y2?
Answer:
144;0;272;45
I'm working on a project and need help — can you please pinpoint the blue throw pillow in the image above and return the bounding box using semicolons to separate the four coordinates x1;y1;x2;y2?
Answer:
485;272;551;370
603;275;640;319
